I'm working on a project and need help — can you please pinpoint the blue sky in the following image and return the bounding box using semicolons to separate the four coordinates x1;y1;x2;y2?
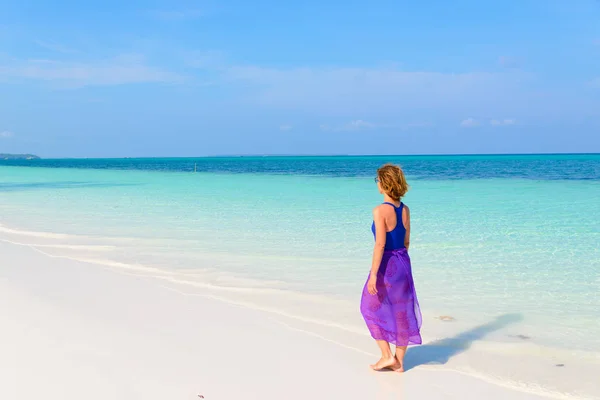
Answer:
1;0;599;157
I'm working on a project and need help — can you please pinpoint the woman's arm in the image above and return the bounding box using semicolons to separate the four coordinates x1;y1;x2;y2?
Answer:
368;206;387;294
403;205;411;250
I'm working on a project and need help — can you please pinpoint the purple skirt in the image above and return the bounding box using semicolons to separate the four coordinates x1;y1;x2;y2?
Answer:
360;248;422;346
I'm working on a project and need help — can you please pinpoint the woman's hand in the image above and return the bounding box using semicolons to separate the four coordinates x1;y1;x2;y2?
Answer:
367;274;378;295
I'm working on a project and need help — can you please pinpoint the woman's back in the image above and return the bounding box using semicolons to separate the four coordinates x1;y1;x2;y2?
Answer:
371;202;406;250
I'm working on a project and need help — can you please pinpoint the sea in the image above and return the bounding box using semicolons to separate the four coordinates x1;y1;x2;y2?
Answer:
1;154;599;399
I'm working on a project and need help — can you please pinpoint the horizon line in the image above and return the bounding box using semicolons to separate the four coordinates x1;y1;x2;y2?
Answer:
30;151;600;160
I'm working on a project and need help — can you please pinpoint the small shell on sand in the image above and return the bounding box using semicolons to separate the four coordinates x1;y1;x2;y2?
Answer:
509;334;531;340
436;315;455;322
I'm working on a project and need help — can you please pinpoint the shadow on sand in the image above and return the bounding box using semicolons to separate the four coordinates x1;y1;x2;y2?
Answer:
404;313;523;371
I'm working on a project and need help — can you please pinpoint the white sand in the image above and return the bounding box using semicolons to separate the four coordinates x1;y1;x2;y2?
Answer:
0;240;590;400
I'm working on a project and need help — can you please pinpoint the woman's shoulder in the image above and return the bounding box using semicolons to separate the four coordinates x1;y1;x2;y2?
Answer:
402;203;410;218
372;203;387;215
373;203;396;215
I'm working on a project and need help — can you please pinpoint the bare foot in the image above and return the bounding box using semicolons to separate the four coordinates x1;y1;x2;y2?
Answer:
391;362;404;373
370;356;397;371
391;355;405;373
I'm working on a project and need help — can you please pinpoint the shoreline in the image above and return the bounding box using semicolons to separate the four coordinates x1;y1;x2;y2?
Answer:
1;225;598;399
1;217;599;353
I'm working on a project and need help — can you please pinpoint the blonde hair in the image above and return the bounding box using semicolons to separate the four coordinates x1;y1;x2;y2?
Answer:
377;163;409;201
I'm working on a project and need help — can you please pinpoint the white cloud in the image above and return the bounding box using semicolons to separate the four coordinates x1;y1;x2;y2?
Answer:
320;120;378;132
342;120;377;131
0;56;183;87
225;65;522;114
279;124;293;131
460;118;480;127
490;118;516;126
320;120;434;132
405;122;435;128
0;131;14;138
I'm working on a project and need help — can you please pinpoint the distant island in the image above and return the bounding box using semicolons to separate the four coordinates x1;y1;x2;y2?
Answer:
0;154;40;160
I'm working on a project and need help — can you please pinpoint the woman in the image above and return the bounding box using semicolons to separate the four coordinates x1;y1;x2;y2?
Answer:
360;163;422;372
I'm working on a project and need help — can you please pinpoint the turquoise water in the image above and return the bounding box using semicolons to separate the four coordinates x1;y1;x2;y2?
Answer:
1;156;599;361
2;154;599;179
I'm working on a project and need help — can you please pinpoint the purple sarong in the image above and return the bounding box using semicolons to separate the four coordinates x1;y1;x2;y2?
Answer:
360;248;422;346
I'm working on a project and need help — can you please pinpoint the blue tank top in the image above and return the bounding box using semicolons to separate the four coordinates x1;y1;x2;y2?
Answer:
371;202;406;250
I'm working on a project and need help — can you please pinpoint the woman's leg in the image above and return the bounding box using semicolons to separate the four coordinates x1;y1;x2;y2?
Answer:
370;340;397;370
393;346;407;372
